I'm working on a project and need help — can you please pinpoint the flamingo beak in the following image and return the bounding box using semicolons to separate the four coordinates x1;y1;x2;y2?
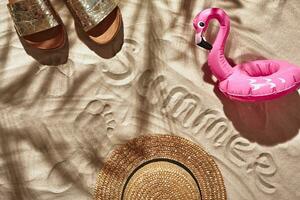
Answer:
195;32;212;50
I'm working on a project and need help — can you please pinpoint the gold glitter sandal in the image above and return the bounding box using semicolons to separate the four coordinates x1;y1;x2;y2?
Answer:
66;0;122;44
7;0;66;50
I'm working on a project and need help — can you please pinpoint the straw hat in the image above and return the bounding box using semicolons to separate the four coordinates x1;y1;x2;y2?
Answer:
94;134;226;200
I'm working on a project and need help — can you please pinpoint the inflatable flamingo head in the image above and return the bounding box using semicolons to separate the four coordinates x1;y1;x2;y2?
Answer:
193;8;229;50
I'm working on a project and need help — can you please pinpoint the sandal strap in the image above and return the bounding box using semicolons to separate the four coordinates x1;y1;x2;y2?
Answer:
67;0;119;32
7;0;59;36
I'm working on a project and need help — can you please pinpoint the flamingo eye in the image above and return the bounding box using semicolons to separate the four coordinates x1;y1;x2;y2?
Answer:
198;21;205;28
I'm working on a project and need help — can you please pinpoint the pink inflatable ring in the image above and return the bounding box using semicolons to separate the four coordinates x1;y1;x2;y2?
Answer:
193;8;300;102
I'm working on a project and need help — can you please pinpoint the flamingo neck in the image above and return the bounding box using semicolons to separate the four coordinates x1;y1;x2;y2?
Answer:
207;10;233;81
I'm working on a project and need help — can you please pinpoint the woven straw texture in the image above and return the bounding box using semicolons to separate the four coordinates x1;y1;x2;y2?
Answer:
94;134;226;200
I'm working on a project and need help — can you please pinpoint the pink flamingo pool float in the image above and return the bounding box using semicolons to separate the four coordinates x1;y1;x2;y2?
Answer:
193;8;300;102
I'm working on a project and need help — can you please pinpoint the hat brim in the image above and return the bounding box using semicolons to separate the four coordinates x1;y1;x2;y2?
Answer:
94;134;226;200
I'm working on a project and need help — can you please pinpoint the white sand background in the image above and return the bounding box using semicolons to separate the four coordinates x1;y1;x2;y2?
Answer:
1;0;300;199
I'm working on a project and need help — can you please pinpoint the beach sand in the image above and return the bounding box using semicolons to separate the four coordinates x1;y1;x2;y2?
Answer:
0;0;300;199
